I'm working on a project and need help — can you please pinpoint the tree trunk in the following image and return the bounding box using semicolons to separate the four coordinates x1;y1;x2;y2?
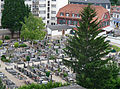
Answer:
11;31;14;39
19;30;21;38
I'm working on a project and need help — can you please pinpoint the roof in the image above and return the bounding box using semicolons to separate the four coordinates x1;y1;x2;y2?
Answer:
69;0;110;4
111;6;120;13
56;4;109;21
52;85;86;89
47;25;73;31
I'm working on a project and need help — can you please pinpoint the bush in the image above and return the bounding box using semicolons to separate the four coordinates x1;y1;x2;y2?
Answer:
46;71;51;77
63;73;68;77
19;44;27;47
18;81;69;89
0;40;3;46
14;42;19;48
1;55;10;62
4;36;10;40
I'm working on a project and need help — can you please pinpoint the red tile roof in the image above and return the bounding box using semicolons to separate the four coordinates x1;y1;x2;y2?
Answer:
56;4;108;21
111;6;120;14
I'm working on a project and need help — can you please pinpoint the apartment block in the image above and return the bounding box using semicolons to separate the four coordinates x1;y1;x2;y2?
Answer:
0;0;68;26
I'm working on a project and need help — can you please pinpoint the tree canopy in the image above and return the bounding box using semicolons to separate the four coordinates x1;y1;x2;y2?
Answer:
63;5;120;89
1;0;30;38
20;13;46;42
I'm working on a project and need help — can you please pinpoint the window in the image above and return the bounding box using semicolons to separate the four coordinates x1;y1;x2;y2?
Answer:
104;14;108;19
67;20;72;25
72;14;75;17
51;11;56;14
117;15;119;18
51;4;56;8
39;11;46;14
41;17;46;20
59;20;66;24
73;21;78;25
114;14;116;18
39;0;46;1
60;13;64;16
77;14;80;17
39;4;46;7
51;17;55;20
66;13;69;17
107;21;110;26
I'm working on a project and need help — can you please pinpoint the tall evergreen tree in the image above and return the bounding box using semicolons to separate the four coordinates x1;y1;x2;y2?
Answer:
63;5;119;89
1;0;30;38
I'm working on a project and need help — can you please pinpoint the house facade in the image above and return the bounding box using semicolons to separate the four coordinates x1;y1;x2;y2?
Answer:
69;0;111;12
56;4;110;29
110;6;120;29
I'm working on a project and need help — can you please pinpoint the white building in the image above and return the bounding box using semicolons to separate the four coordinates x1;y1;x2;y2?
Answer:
47;24;73;37
33;0;68;25
0;0;68;26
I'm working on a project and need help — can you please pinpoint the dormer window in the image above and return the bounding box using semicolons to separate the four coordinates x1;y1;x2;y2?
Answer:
60;12;64;16
104;14;108;19
66;13;69;17
76;14;80;17
72;13;75;17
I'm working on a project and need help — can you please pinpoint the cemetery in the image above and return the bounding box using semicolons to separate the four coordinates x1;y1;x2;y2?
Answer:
0;34;119;89
0;35;76;89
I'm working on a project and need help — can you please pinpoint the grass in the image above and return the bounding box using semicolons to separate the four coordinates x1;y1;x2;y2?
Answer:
111;45;120;52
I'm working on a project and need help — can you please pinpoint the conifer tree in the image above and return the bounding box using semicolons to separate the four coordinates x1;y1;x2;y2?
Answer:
63;5;119;89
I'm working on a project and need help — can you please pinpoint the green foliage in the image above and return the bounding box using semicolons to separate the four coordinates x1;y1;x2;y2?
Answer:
0;78;6;89
19;43;27;47
46;71;51;77
111;45;120;52
1;55;10;62
0;40;3;46
49;55;56;60
63;73;68;77
20;13;46;41
18;82;69;89
4;36;10;40
63;5;119;89
14;42;19;48
26;56;30;62
110;0;120;5
1;0;30;38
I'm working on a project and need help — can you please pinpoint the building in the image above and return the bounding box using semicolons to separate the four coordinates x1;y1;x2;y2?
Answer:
47;24;73;36
56;4;110;29
0;0;68;26
110;6;120;29
69;0;111;12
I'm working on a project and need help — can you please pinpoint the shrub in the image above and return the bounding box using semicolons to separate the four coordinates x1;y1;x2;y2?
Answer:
46;71;51;77
19;44;27;47
0;40;3;46
1;55;10;62
63;73;68;77
4;36;10;40
18;81;69;89
14;42;19;48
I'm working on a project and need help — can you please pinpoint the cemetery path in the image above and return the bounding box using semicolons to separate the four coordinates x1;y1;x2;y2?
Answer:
14;68;36;84
0;61;25;87
52;74;66;84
